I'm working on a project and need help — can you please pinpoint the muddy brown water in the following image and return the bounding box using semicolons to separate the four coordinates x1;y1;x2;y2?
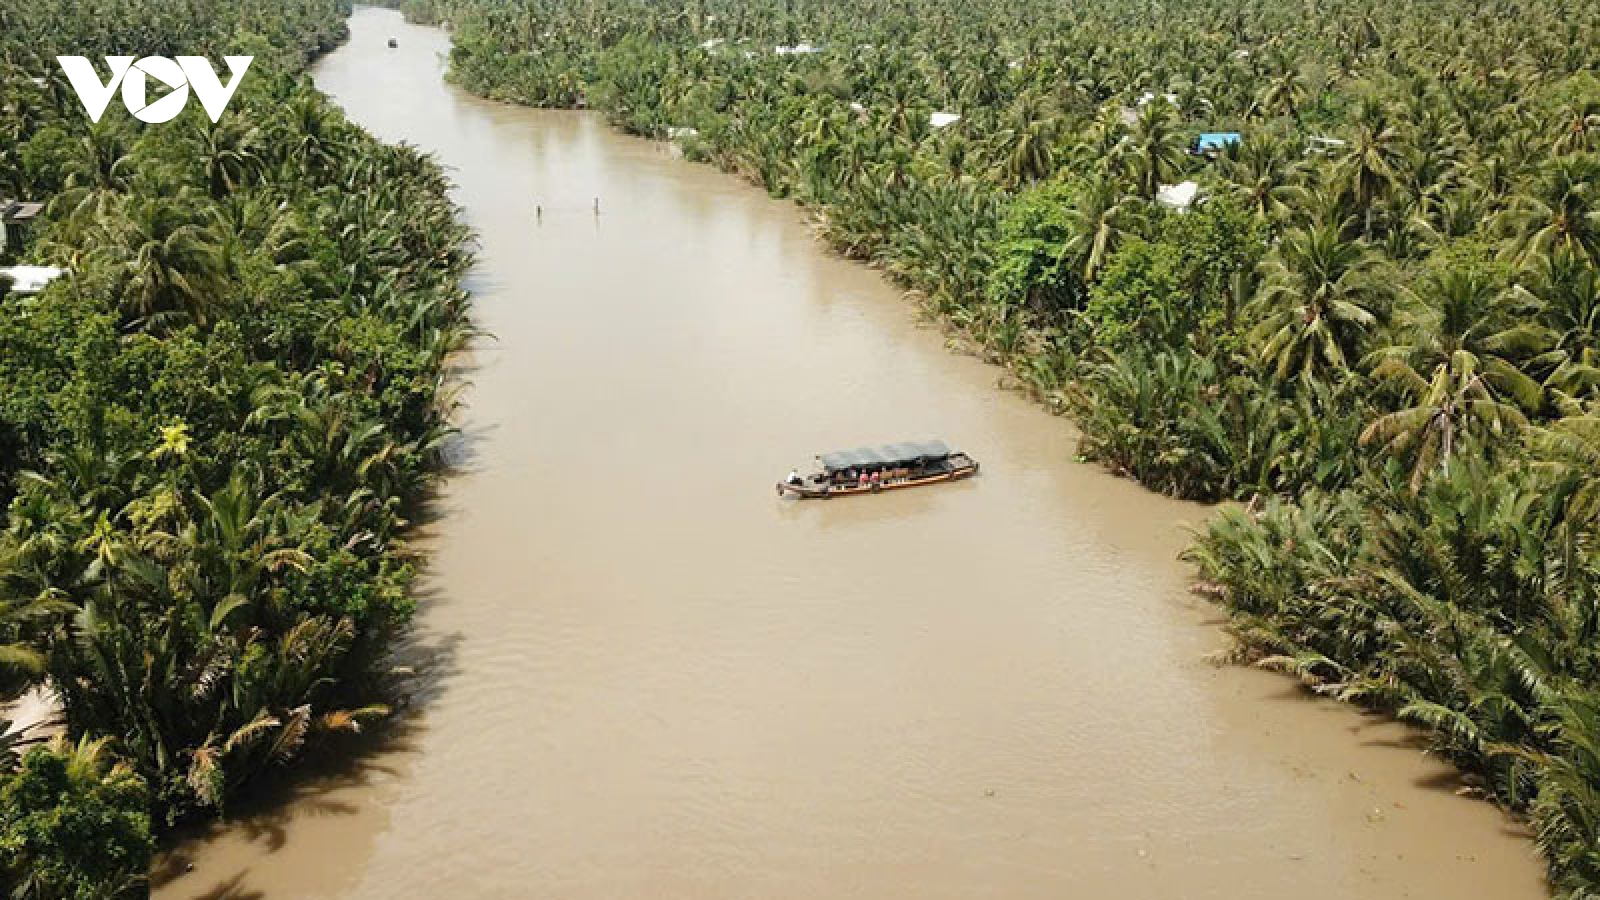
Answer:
155;7;1546;898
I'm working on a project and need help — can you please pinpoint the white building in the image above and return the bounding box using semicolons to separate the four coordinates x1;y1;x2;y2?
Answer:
1156;181;1201;212
1137;91;1180;108
0;265;67;295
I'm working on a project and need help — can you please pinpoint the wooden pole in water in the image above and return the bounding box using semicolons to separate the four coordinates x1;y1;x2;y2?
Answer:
593;197;600;215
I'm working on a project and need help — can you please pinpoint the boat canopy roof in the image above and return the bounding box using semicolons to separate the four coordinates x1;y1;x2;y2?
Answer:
819;440;950;472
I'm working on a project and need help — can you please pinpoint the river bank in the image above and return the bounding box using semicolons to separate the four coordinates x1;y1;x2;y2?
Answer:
154;9;1546;898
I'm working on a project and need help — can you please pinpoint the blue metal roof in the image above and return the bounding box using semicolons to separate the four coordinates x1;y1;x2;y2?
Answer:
1196;132;1242;150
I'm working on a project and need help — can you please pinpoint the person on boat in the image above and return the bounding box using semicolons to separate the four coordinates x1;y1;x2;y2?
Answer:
786;469;802;487
858;471;869;488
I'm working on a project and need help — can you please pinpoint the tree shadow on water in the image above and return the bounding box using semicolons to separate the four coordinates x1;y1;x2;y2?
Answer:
151;627;464;896
155;869;265;900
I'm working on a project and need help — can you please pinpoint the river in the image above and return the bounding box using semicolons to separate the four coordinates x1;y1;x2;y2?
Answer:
154;7;1545;898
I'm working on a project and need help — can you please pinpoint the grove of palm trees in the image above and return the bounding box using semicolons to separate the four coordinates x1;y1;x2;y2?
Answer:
397;0;1596;893
3;0;1599;894
1;1;471;895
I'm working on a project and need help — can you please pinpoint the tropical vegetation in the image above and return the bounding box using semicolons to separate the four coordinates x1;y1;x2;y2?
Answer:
1;1;471;895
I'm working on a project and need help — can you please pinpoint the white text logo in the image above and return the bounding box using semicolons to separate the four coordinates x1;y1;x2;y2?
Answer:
55;56;253;124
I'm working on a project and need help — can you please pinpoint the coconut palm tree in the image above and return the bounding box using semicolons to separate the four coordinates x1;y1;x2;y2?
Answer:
1251;64;1308;122
1219;130;1302;220
1331;97;1407;236
189;113;264;199
1551;99;1600;157
1511;250;1600;399
990;92;1057;187
1115;99;1187;200
1499;155;1600;265
1250;224;1388;382
92;194;227;330
1060;173;1136;285
1369;267;1545;410
1525;406;1600;524
1362;351;1529;491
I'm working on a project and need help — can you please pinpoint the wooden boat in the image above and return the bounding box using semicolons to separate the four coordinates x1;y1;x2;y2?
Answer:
776;440;978;498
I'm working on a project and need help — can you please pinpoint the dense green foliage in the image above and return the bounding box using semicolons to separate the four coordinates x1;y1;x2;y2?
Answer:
1;738;153;900
1;1;470;894
399;0;1593;892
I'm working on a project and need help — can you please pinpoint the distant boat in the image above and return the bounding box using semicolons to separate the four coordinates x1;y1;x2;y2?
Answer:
777;440;978;498
387;37;398;48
